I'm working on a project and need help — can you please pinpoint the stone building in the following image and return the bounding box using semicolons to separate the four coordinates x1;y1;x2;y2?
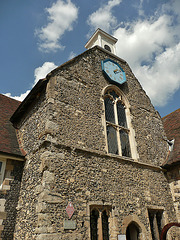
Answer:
162;109;180;222
0;29;179;239
0;94;24;239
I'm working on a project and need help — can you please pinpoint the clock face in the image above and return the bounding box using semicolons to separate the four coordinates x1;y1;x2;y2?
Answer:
101;59;126;85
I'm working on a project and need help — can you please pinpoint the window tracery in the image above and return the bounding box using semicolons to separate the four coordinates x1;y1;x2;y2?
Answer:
103;89;131;157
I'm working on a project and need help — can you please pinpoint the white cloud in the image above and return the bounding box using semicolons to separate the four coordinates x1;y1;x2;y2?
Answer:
5;62;58;102
87;0;122;33
114;15;175;67
113;13;180;106
87;0;180;107
135;43;180;106
36;0;78;52
162;0;180;17
34;62;58;85
4;91;31;102
68;51;76;60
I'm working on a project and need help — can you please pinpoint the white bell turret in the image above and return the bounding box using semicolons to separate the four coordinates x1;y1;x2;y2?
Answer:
85;28;117;55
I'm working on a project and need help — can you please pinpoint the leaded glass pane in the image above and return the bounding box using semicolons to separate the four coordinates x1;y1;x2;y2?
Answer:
148;211;156;240
90;209;99;240
0;162;2;172
156;211;163;237
109;90;119;100
120;130;131;157
107;125;118;154
102;210;109;240
117;101;127;128
104;98;115;123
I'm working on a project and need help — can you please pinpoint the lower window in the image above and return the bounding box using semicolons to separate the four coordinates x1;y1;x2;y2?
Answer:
90;206;111;240
148;209;163;240
0;159;6;187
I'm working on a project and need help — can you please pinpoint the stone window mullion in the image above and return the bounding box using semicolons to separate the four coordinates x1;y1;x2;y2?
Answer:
114;100;122;156
98;210;103;240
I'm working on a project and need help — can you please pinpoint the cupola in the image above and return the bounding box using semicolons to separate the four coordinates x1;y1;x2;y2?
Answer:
85;28;117;55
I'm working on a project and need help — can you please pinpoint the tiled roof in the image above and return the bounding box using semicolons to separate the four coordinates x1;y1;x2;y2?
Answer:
162;108;180;167
0;94;23;157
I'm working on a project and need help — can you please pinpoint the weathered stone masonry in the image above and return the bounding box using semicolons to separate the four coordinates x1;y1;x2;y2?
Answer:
0;160;24;240
12;46;178;239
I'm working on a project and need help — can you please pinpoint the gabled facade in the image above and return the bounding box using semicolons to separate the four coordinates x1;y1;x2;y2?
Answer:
162;109;180;222
0;94;24;239
9;40;178;240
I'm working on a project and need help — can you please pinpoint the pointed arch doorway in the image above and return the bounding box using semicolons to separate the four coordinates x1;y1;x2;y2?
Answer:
126;221;140;240
122;215;147;240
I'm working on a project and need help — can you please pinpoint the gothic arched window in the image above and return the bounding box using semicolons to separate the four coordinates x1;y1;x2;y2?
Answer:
104;88;131;157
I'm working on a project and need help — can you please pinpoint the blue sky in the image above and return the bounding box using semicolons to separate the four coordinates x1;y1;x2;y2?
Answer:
1;0;180;117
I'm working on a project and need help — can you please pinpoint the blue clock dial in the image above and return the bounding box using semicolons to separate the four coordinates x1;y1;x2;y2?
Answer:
101;59;126;85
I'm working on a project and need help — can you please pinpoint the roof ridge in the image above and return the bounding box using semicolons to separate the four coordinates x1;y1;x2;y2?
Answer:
162;108;180;119
0;93;21;103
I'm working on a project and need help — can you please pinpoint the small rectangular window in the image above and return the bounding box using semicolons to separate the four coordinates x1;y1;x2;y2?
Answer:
0;159;6;187
148;209;163;240
90;206;111;240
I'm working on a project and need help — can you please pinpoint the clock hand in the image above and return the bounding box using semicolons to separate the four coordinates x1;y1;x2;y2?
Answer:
114;69;121;74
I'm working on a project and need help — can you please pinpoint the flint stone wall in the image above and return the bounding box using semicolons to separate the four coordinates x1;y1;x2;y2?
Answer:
47;48;168;166
14;145;177;240
13;47;176;239
0;160;24;240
